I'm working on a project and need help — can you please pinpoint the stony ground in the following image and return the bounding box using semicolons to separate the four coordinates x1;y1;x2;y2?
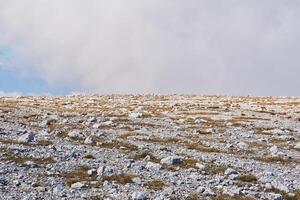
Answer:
0;95;300;200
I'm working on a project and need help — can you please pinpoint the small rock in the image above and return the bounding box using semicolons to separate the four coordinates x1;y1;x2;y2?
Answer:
71;182;85;189
265;183;273;190
101;121;113;126
13;180;21;186
195;163;205;170
196;186;205;193
84;136;96;145
203;188;216;196
145;162;162;171
87;169;97;176
23;161;38;168
132;191;146;200
0;177;7;186
36;186;46;192
270;145;278;155
294;142;300;150
18;133;35;143
194;118;207;123
128;113;142;119
237;142;249;149
97;166;115;176
266;193;283;200
132;177;142;185
160;156;183;165
224;168;238;176
271;181;289;193
68;130;83;138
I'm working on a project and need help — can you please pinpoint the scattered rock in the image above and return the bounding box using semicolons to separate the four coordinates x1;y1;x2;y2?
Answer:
129;113;143;119
68;130;83;138
270;145;278;155
160;156;183;165
132;191;146;200
294;142;300;150
84;136;96;145
18;133;35;143
224;168;238;176
71;182;85;189
145;162;162;171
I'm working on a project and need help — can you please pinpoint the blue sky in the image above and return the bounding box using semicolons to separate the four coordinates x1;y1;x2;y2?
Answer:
0;47;70;96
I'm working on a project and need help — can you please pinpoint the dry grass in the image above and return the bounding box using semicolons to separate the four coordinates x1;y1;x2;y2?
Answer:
119;131;138;139
60;165;100;188
0;137;53;147
165;158;198;171
2;151;55;165
131;150;160;163
140;136;181;145
267;188;300;200
254;156;298;164
212;195;255;200
102;174;136;185
144;179;166;190
238;174;257;182
206;164;227;175
186;142;222;153
83;153;95;159
98;140;138;152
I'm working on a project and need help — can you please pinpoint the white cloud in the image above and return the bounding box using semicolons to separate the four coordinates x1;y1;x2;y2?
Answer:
0;0;299;95
0;91;21;97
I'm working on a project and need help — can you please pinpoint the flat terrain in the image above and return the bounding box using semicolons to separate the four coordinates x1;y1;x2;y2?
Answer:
0;95;299;200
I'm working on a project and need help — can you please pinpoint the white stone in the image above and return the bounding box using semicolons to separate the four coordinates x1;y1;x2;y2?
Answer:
145;162;162;171
160;156;183;165
224;168;238;176
271;181;289;193
294;142;300;150
237;142;249;149
97;166;115;176
84;136;96;145
265;183;273;190
129;113;143;119
18;133;35;143
195;163;206;170
196;186;205;193
132;191;146;200
194;118;207;124
270;145;278;155
68;130;82;138
71;182;85;189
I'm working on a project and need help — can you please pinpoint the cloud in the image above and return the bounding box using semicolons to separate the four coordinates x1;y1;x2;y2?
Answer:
0;0;299;95
0;90;21;97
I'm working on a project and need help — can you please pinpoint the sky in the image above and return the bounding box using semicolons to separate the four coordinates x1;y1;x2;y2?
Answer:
0;0;299;96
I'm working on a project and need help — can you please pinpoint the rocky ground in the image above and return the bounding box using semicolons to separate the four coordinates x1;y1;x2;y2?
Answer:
0;95;299;200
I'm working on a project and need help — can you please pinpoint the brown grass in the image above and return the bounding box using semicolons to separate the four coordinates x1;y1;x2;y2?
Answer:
84;154;95;159
165;158;198;171
102;174;136;185
0;138;53;147
144;179;166;190
140;136;181;145
2;151;55;165
267;188;300;200
98;140;138;152
186;142;222;153
60;165;101;188
212;195;255;200
238;174;257;182
131;150;160;163
255;156;298;164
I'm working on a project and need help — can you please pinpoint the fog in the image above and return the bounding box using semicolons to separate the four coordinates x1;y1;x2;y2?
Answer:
0;0;299;95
